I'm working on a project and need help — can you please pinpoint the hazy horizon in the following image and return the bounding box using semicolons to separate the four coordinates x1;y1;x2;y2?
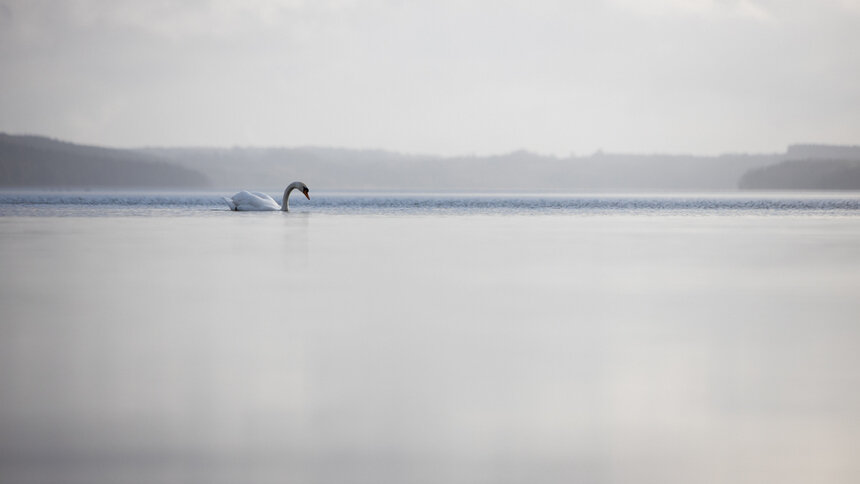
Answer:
1;1;859;156
4;130;857;160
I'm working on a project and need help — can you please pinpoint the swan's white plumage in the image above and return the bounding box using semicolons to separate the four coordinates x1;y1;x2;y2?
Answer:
224;191;281;211
224;182;310;212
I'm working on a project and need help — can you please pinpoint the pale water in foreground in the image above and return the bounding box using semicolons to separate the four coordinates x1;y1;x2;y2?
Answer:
1;193;859;483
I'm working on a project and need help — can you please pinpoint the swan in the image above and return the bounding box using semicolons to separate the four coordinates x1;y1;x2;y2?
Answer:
224;181;310;211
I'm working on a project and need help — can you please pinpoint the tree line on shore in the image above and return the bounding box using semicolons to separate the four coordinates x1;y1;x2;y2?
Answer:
2;133;858;191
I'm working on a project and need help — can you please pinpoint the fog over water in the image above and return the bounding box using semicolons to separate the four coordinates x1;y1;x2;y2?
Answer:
1;193;859;483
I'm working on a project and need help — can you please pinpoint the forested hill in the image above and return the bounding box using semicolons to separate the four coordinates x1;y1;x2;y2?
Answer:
142;146;780;191
4;132;859;191
0;133;208;188
739;159;860;190
738;144;860;190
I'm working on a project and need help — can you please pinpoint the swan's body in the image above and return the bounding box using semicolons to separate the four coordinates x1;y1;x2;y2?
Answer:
224;191;281;211
224;182;310;211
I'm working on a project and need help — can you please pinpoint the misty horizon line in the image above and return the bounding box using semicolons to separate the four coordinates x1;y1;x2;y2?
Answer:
4;131;860;191
8;131;857;160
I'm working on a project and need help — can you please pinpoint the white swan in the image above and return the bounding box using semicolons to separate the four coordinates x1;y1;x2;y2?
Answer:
224;181;310;211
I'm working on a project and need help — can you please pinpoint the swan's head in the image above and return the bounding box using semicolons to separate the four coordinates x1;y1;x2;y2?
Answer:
300;183;310;200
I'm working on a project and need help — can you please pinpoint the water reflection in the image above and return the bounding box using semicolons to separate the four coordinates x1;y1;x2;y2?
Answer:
1;213;859;483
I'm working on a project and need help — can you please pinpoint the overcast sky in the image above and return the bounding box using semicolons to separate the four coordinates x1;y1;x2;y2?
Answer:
1;0;858;156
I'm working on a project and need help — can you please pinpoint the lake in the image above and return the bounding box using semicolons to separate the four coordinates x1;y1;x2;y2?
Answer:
1;191;859;483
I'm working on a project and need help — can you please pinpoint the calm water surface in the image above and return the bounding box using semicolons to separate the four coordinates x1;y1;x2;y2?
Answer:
1;191;859;483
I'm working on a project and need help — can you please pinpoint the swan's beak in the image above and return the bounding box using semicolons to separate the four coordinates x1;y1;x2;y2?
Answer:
303;189;310;200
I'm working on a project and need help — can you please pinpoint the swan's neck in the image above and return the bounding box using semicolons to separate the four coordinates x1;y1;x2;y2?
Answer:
280;186;293;211
280;183;302;211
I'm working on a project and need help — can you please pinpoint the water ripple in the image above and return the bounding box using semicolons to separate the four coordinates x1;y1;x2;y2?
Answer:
1;191;859;216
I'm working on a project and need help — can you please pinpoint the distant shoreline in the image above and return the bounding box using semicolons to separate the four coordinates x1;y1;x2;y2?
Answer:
3;133;859;191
